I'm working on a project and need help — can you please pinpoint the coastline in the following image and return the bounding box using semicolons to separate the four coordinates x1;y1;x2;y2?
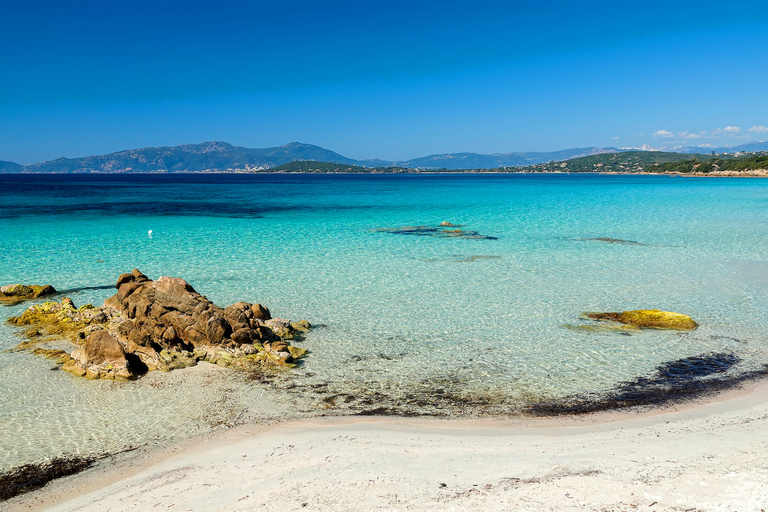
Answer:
6;379;768;512
1;169;767;177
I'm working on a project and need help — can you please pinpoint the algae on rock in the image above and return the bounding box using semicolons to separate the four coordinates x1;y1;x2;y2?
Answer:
584;309;698;331
0;284;56;303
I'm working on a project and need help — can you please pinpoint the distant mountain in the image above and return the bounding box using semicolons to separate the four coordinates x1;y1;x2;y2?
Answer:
0;160;23;172
19;141;366;173
396;147;619;169
664;140;768;154
4;142;625;173
269;151;708;174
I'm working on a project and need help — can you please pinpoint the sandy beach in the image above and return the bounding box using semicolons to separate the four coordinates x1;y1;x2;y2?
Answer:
4;380;767;512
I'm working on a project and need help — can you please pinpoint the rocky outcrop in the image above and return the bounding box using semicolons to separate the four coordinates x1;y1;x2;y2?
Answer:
0;284;56;303
8;269;311;380
585;309;698;331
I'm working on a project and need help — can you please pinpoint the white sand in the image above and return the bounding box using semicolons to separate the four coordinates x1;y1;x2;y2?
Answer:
6;382;768;512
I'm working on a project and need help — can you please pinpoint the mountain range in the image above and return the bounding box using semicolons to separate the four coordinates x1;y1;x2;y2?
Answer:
1;140;766;173
627;141;768;155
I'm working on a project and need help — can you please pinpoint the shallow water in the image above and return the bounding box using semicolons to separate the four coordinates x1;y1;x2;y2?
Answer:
2;173;768;468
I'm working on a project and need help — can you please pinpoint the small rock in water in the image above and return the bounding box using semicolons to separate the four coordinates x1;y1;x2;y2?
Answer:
0;284;56;302
584;309;698;330
372;223;497;240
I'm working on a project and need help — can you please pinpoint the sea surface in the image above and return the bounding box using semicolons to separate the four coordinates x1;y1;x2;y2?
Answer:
2;172;768;469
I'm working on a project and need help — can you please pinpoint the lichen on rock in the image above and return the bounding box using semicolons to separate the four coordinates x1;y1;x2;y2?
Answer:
7;269;311;380
0;283;56;303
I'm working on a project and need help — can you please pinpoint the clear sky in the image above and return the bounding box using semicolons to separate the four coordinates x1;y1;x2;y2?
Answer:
2;0;768;164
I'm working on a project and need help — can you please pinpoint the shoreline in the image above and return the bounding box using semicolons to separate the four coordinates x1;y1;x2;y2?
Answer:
1;169;767;177
6;379;768;511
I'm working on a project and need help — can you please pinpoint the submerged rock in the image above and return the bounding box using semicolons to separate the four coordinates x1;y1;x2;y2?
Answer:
0;284;56;302
579;237;647;246
585;309;698;331
8;269;311;380
373;224;497;240
562;323;642;334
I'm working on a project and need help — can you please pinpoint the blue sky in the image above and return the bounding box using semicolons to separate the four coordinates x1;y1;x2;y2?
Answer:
2;0;768;164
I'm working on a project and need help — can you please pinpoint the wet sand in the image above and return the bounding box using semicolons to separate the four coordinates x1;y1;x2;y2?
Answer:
4;379;768;512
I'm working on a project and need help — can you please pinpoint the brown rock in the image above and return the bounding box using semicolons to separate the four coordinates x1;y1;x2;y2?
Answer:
127;325;152;346
12;269;311;380
254;326;279;342
183;326;208;346
162;312;195;343
127;295;153;319
150;303;169;319
224;304;250;331
85;330;127;365
205;315;231;344
231;327;257;345
162;326;178;342
251;304;271;320
233;302;254;316
152;278;197;314
131;268;151;282
268;340;288;353
117;281;143;301
103;294;121;311
115;272;134;288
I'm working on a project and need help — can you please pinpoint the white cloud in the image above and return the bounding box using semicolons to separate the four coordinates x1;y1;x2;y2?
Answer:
611;136;620;140
749;125;768;133
676;132;703;139
653;130;674;138
723;126;741;134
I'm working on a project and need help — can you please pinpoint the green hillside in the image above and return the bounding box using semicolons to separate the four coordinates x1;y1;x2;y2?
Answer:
510;151;712;173
648;154;768;174
270;161;415;173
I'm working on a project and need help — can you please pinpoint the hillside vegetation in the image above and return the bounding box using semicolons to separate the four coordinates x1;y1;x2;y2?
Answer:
510;151;712;173
648;154;768;174
270;153;767;175
270;161;415;173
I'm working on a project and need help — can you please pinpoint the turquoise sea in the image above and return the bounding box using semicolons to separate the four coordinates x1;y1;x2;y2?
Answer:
2;173;768;469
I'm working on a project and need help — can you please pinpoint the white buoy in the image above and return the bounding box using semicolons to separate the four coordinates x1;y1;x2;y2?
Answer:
148;230;153;238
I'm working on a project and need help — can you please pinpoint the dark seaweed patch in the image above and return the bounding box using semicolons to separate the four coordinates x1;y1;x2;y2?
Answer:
0;445;141;501
528;352;768;416
285;352;768;418
55;285;115;294
0;455;97;501
373;225;498;240
579;237;648;246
